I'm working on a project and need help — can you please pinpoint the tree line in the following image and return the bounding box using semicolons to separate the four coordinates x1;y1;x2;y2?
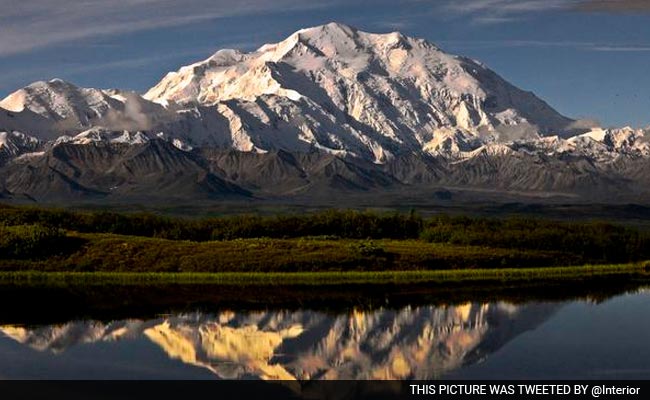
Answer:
0;207;423;241
1;205;649;264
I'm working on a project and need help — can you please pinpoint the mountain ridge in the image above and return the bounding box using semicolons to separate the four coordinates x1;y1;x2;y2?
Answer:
1;22;649;203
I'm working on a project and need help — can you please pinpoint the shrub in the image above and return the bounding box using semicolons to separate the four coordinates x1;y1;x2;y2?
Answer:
421;216;650;263
351;240;388;257
0;224;68;259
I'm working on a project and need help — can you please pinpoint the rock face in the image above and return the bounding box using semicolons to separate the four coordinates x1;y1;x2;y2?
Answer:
0;23;649;202
0;140;249;201
0;302;559;380
0;131;40;166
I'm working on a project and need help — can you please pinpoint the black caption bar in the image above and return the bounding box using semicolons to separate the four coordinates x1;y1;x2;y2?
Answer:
0;381;645;400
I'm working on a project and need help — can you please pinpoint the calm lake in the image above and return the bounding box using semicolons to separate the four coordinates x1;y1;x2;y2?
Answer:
1;286;650;380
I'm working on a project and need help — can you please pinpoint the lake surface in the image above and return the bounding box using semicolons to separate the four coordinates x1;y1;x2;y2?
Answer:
1;288;650;380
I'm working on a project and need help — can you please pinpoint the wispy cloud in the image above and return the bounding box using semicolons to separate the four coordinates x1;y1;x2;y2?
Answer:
438;0;650;24
442;0;574;24
574;0;650;13
377;20;415;31
62;50;217;75
441;39;650;52
62;39;263;75
2;0;648;57
0;0;336;56
440;39;594;49
445;0;569;14
0;0;648;69
590;46;650;51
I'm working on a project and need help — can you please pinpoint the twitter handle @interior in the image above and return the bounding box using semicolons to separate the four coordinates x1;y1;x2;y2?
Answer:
409;384;641;397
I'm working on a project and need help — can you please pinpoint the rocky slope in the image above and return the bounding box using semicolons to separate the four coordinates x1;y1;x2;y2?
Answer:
0;130;40;166
0;140;248;201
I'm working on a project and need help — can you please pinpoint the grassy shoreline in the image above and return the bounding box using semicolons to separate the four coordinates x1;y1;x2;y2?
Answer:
2;265;648;325
2;263;648;287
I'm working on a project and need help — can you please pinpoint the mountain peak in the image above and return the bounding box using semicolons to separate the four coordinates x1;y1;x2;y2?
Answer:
145;23;448;107
0;79;105;115
294;21;358;38
292;22;418;45
42;78;75;88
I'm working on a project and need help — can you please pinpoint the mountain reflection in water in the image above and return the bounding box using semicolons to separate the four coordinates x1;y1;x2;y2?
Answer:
0;302;559;380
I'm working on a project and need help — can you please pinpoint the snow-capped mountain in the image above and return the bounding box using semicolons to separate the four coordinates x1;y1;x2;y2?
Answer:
1;23;577;160
0;22;649;202
144;22;574;161
0;79;182;141
0;302;558;380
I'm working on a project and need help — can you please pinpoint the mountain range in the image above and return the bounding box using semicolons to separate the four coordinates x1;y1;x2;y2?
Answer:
1;22;649;203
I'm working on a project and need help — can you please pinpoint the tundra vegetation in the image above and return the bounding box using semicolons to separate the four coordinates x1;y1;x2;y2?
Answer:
1;205;649;277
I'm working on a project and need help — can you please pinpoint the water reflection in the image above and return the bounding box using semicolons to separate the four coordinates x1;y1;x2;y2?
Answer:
0;302;559;380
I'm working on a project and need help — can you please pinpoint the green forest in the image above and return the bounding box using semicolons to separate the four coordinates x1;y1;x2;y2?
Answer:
1;204;649;273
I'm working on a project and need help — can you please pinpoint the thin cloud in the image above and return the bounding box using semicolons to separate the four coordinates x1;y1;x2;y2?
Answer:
591;46;650;51
451;0;570;13
441;39;650;52
66;40;262;74
0;40;259;94
0;0;336;56
440;39;597;49
378;21;415;31
439;0;650;24
575;0;650;12
442;0;574;24
2;0;647;57
63;50;217;75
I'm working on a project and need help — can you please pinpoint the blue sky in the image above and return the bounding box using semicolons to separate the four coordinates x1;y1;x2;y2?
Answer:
1;0;649;127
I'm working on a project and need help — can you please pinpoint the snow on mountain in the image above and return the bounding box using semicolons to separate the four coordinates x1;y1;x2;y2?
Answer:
0;23;643;165
53;127;193;151
0;79;115;121
0;79;176;141
1;23;650;200
502;127;650;163
604;126;650;154
0;130;40;164
144;22;574;162
55;128;149;146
